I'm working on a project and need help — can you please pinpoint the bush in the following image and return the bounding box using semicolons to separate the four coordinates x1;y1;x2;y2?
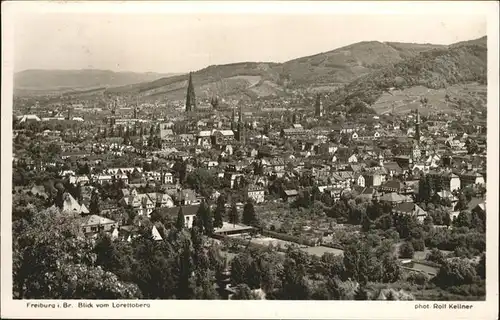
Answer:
399;242;415;259
406;271;429;286
411;238;426;252
454;246;472;258
447;283;485;297
426;248;445;265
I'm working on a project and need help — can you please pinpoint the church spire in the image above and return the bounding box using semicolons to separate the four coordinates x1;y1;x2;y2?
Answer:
315;93;323;117
185;72;196;112
415;105;421;142
237;108;246;145
231;108;236;131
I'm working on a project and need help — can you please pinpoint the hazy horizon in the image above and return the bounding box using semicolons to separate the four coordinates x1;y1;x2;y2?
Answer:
14;11;487;74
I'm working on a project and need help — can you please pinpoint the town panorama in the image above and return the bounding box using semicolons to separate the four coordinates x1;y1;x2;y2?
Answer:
12;36;487;301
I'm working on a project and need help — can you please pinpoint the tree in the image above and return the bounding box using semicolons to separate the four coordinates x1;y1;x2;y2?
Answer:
381;254;401;283
229;202;239;226
374;214;393;230
343;242;372;285
399;241;415;259
202;202;214;235
418;175;434;202
13;208;142;299
213;195;225;228
131;235;179;299
427;248;446;265
89;191;100;215
231;284;256;300
190;218;203;253
434;258;478;288
94;233;134;281
186;168;217;199
442;211;452;227
54;189;65;209
454;210;472;228
394;214;418;239
354;286;370;300
175;237;196;299
476;253;485;280
242;201;258;226
366;201;384;221
230;253;254;287
361;213;372;232
411;237;425;251
280;250;311;299
176;207;185;230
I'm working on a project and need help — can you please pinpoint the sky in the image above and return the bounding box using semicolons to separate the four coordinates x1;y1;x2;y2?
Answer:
13;8;487;74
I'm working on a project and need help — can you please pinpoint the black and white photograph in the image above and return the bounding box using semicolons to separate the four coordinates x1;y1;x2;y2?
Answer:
1;1;498;319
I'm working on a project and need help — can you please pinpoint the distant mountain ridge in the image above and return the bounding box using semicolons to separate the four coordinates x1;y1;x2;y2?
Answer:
103;40;453;101
14;69;179;92
14;36;487;104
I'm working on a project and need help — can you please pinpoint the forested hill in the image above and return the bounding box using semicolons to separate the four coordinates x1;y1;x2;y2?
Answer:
103;41;449;101
328;41;487;112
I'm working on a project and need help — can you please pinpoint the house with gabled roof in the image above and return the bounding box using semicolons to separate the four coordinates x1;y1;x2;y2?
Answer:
428;170;461;192
55;192;89;215
392;202;428;223
178;188;202;205
379;192;410;205
383;162;403;178
282;189;299;203
436;190;458;207
157;205;200;229
81;215;117;236
354;174;365;188
459;171;485;188
379;179;406;193
363;172;383;188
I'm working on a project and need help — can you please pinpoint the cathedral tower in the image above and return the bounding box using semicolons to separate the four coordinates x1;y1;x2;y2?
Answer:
315;93;323;117
185;72;196;112
415;106;421;142
237;105;246;145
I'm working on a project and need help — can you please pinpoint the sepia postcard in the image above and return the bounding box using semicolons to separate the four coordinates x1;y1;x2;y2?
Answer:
1;1;499;319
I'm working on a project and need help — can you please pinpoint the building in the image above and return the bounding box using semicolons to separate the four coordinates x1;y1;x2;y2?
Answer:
459;172;485;187
247;185;265;203
160;205;200;229
282;189;299;203
428;171;461;192
211;130;235;146
81;215;117;236
363;172;383;187
162;172;174;184
436;190;458;207
213;222;255;237
379;192;409;205
392;203;428;223
57;192;90;215
197;130;212;147
236;105;246;144
281;127;306;138
354;174;366;188
160;124;175;141
17;114;41;123
185;72;196;112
